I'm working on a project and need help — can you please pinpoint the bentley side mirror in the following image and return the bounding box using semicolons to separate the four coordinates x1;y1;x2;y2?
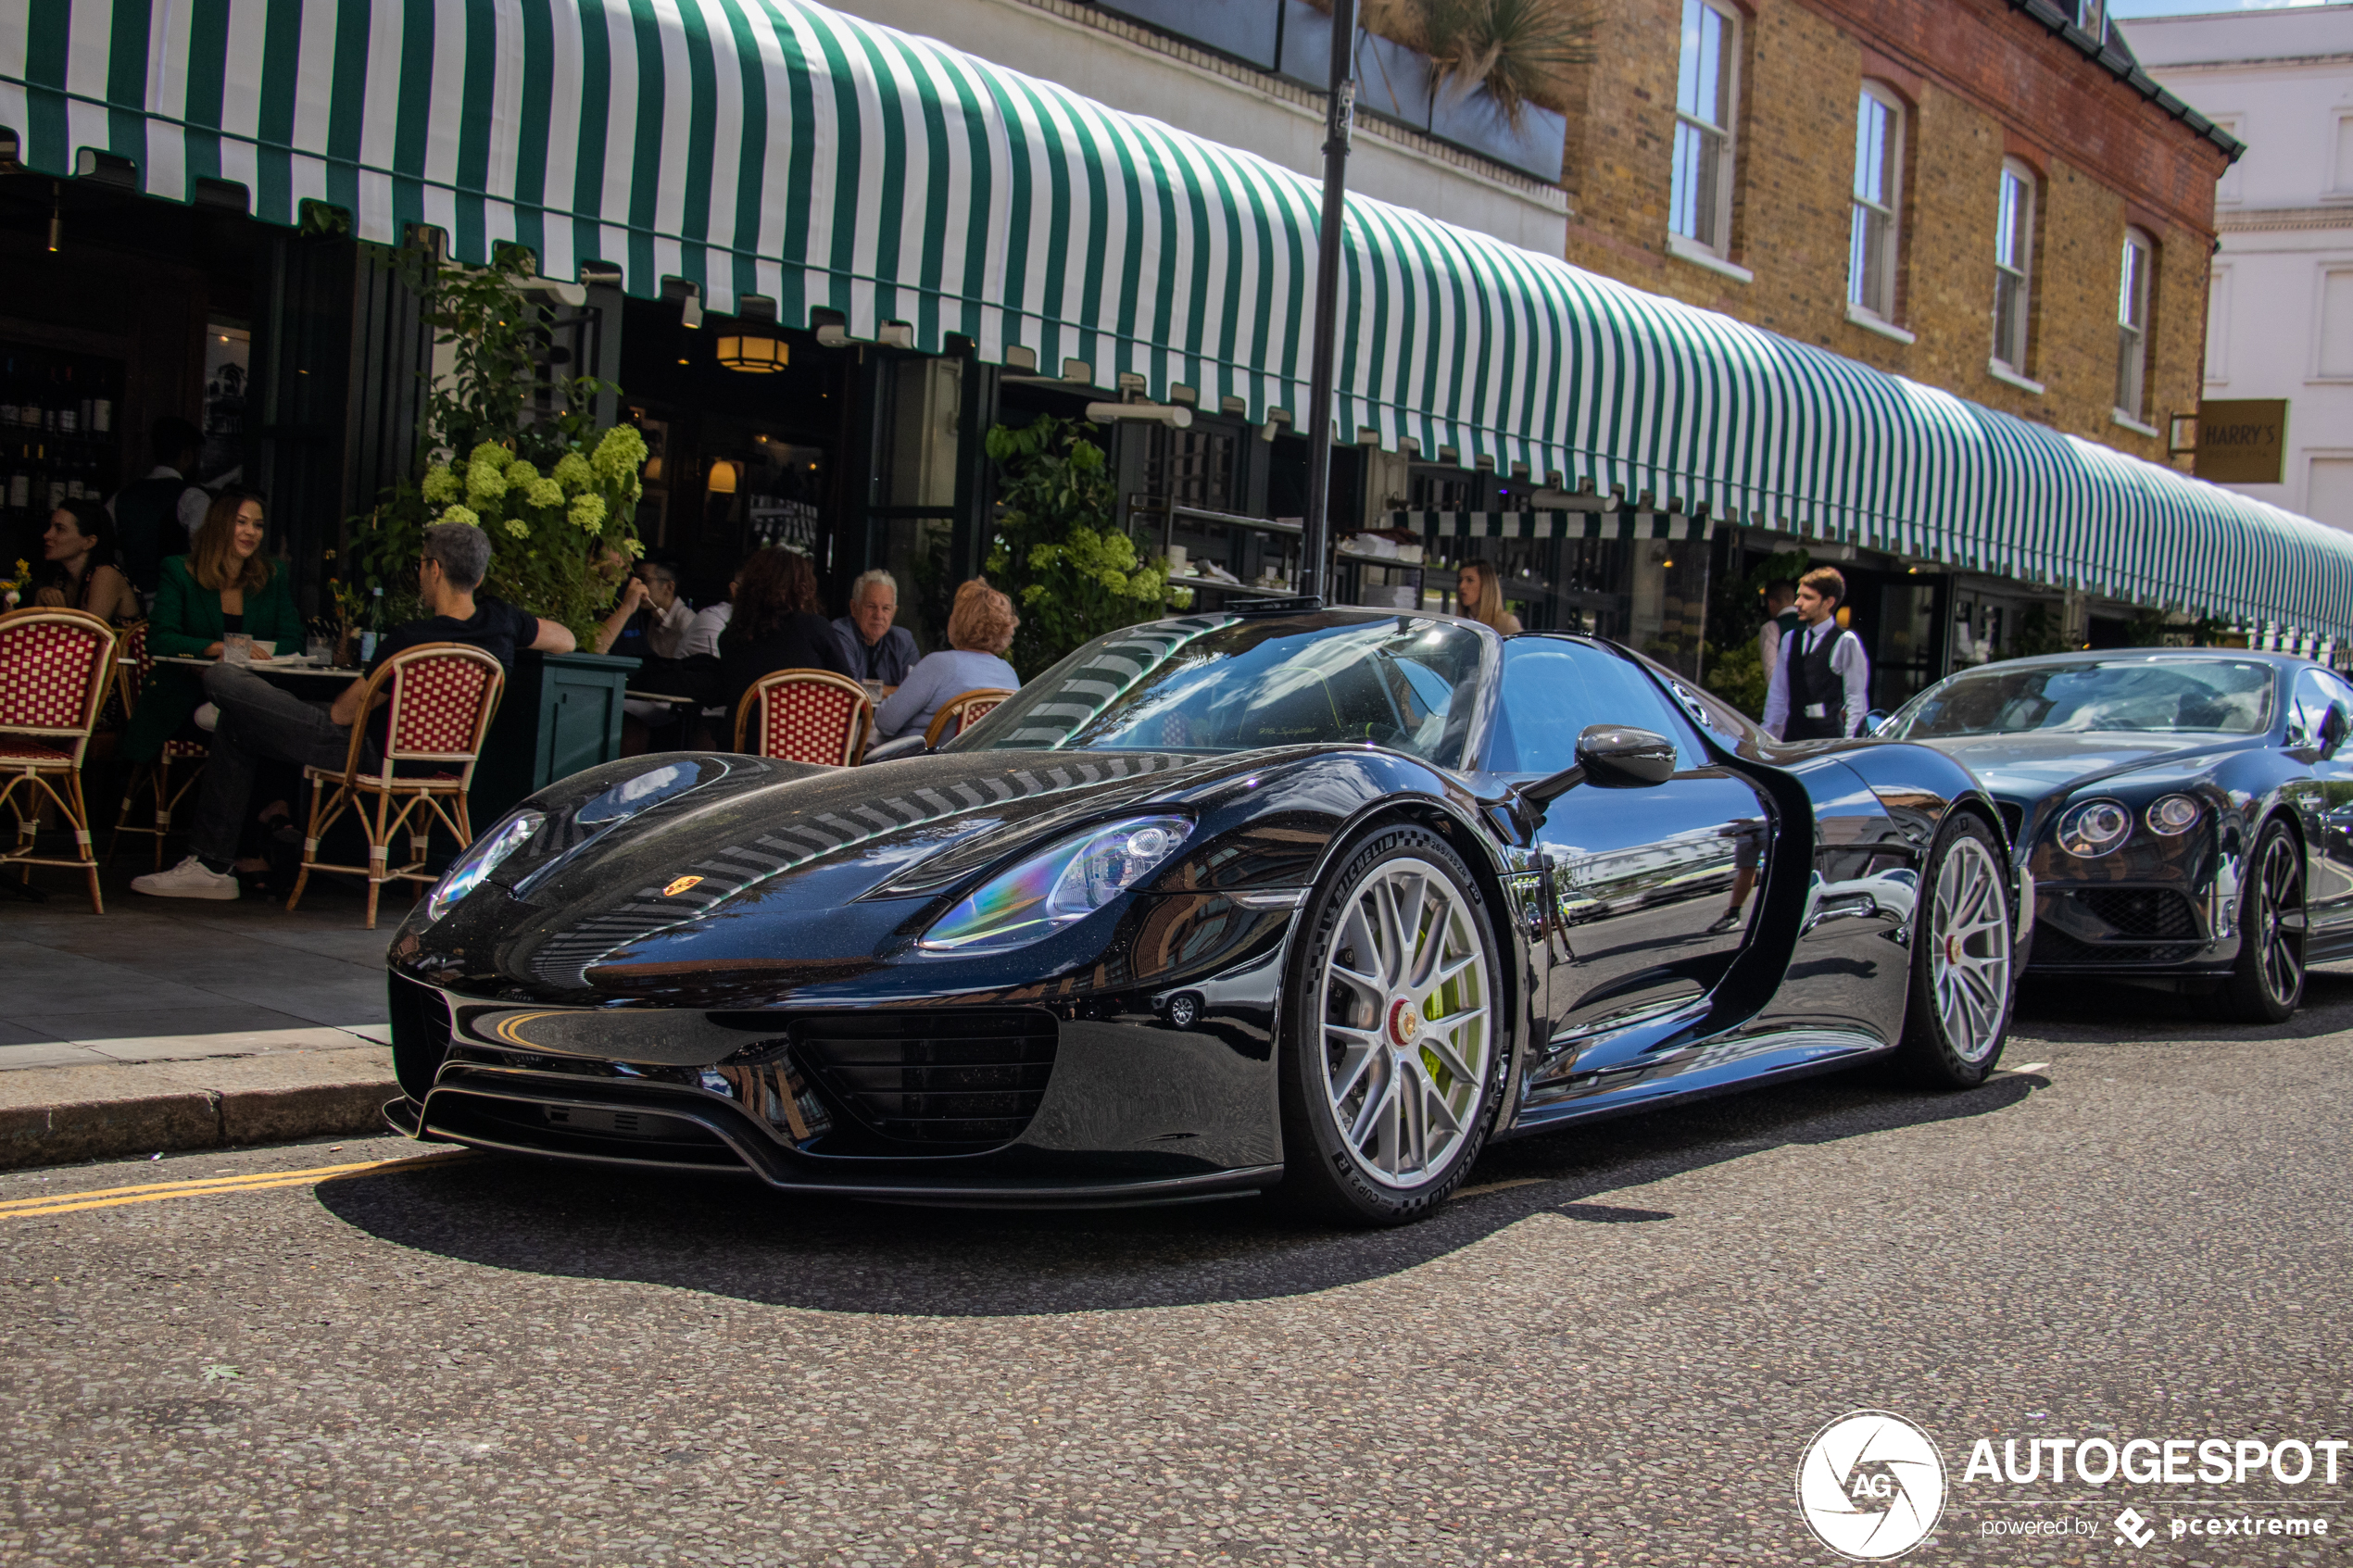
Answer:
1864;708;1893;736
1520;725;1679;809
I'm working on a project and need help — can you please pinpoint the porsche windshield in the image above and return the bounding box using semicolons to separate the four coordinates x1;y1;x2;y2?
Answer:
956;612;1488;767
1894;659;2276;738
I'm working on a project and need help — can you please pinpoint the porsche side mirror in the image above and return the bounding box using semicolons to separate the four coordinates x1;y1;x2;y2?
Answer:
1521;725;1679;809
1864;708;1893;736
2323;703;2349;759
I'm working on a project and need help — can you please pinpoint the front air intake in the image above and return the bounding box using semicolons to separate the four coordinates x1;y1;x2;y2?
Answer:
2075;887;2201;942
790;1010;1058;1150
387;972;453;1101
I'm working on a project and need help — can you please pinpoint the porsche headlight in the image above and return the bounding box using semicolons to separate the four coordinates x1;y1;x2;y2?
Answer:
919;816;1192;955
425;810;544;923
2056;798;2132;858
2145;794;2202;836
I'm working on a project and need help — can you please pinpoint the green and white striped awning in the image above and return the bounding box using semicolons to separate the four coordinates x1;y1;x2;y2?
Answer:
1401;509;1713;543
9;0;2351;637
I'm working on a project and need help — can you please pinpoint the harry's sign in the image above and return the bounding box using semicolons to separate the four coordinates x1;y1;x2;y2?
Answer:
2191;400;2288;484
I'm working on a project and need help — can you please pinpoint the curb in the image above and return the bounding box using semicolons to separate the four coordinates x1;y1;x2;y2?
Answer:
0;1078;397;1171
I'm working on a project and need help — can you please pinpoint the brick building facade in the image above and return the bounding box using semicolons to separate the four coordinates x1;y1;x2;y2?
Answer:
1554;0;2233;470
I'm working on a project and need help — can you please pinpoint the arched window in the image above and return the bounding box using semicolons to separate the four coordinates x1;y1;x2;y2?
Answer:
1992;159;2037;374
1670;0;1741;256
1849;83;1906;322
2116;228;2157;419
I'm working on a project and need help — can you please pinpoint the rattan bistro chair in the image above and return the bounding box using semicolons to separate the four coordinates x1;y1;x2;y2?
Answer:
287;642;506;929
733;669;874;767
921;687;1015;749
107;620;209;871
0;608;120;912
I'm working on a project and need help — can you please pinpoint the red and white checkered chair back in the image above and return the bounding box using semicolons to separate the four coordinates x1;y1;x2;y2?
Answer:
346;643;505;785
0;608;116;747
922;687;1015;748
735;670;873;767
115;621;151;712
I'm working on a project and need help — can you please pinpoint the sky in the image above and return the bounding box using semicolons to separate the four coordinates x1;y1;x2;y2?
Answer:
2108;0;2336;18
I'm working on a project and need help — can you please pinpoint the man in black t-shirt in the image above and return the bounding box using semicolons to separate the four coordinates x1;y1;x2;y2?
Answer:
132;523;575;901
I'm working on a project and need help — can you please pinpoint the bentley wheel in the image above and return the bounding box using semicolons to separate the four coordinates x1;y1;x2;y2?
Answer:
2218;820;2305;1024
1278;824;1503;1225
1894;812;2014;1088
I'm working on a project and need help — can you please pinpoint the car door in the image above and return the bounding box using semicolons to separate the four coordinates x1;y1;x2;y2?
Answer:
1488;638;1776;1090
2286;667;2353;944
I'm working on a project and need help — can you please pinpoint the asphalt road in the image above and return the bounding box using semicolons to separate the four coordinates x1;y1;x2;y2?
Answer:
4;976;2351;1566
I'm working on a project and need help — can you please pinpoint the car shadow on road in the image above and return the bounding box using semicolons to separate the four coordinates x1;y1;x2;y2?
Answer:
2015;966;2353;1045
315;1066;2040;1317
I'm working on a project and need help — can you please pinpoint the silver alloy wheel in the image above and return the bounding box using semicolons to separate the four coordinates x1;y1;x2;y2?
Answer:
1316;856;1493;1188
1931;835;2011;1063
2253;834;2305;1007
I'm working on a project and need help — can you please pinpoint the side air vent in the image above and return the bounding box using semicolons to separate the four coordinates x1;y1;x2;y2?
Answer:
791;1011;1058;1150
1997;802;2025;847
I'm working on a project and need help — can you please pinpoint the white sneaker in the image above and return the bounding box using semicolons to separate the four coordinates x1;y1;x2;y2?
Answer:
130;855;240;901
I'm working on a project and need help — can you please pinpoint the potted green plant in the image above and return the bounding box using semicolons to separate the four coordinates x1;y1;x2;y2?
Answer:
981;416;1179;679
346;242;649;821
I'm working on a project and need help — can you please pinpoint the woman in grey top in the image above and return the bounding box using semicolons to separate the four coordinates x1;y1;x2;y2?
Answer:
874;579;1021;741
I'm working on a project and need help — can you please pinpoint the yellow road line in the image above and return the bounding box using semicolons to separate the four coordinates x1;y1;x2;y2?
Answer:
1452;1176;1547;1201
0;1150;471;1220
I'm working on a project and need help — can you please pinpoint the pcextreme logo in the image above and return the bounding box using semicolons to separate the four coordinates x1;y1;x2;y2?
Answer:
1796;1410;1948;1561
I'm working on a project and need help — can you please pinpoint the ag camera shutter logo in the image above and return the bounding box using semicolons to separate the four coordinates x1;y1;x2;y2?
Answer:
1796;1410;1947;1560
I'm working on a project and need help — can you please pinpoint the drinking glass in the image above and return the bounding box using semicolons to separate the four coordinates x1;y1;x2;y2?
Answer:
222;633;253;666
305;633;333;664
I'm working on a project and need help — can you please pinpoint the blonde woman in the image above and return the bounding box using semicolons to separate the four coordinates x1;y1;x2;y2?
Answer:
1455;560;1521;633
120;488;302;765
873;579;1020;742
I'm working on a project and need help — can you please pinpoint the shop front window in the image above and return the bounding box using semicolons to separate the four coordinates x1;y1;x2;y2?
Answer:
877;356;964;648
1145;423;1239;512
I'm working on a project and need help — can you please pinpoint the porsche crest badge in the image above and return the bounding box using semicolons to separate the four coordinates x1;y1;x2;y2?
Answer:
662;875;704;897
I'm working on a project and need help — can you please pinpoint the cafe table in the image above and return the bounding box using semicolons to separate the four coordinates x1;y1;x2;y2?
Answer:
150;654;364;683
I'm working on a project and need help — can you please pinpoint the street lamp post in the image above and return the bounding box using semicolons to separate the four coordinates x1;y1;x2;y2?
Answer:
1297;0;1357;606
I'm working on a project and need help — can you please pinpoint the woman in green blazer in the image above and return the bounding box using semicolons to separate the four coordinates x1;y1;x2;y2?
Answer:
120;489;304;763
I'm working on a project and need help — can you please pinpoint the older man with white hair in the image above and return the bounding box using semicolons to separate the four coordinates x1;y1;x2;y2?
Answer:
833;568;920;687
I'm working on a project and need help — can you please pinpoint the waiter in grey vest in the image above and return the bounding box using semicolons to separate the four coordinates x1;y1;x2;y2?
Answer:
1761;566;1869;742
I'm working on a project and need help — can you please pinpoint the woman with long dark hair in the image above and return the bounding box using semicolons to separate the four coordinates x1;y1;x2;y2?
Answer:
714;547;857;723
32;499;141;623
120;488;303;765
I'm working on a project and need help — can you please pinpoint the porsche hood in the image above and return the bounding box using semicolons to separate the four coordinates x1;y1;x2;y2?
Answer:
403;748;1223;996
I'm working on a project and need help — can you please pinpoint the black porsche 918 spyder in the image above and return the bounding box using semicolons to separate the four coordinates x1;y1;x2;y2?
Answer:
384;606;2026;1224
1879;649;2353;1022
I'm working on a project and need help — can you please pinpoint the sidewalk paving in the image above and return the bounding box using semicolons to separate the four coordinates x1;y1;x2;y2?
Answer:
0;866;399;1167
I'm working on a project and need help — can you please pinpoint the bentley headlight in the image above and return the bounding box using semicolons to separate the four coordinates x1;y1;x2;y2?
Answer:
2056;798;2132;858
426;810;544;923
920;816;1193;955
2145;794;2202;836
